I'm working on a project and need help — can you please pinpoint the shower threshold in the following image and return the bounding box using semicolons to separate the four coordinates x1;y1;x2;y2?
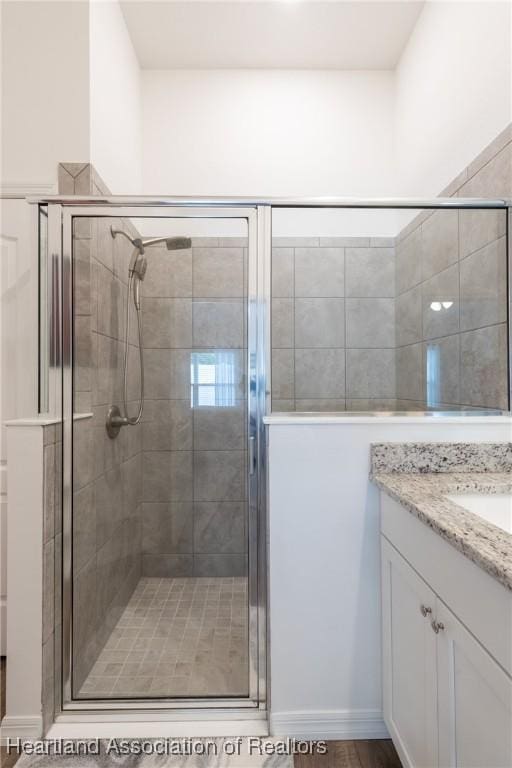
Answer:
77;576;249;701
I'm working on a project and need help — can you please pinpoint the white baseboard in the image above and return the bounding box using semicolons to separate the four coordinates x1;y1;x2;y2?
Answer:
0;715;43;742
270;709;389;740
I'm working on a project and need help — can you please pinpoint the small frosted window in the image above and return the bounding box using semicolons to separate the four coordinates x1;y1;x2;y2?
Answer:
426;344;440;408
190;351;237;407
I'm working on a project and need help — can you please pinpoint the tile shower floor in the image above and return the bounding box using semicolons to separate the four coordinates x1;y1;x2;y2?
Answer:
79;576;248;698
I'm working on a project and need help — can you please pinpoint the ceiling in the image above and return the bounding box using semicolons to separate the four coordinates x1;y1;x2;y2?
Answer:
120;1;424;70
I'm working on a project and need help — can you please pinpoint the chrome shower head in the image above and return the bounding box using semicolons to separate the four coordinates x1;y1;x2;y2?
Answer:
142;236;192;250
164;237;192;250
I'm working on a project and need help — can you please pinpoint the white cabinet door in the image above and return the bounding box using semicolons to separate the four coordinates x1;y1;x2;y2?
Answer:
381;538;438;768
436;599;512;768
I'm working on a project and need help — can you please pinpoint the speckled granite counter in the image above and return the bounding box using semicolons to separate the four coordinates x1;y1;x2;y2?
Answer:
371;443;512;592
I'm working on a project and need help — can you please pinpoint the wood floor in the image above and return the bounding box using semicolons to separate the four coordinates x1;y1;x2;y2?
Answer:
294;739;401;768
2;656;400;768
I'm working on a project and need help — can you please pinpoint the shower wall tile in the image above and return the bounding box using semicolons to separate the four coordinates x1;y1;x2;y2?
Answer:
421;264;459;340
193;554;247;578
295;348;345;399
272;349;294;399
346;349;396;399
458;208;506;259
396;285;422;347
346;298;395;348
194;502;245;554
459;237;507;332
144;348;172;399
345;247;395;297
94;217;115;274
421;210;459;280
142;298;193;348
140;238;251;577
270;237;397;411
192;300;244;348
73;419;94;491
142;450;193;502
94;334;124;406
294;399;346;411
74;316;92;391
41;423;62;735
396;343;424;402
393;130;511;411
95;466;123;547
142;247;193;298
271;248;294;298
64;163;144;694
58;164;75;194
193;247;244;297
142;554;194;578
319;237;369;247
295;298;345;348
294;247;344;297
74;249;92;316
460;324;508;410
73;483;96;575
463;139;512;197
396;227;422;295
272;237;319;247
142;399;193;451
42;539;55;645
170;349;195;399
272;399;295;411
346;398;398;411
193;404;245;451
271;298;294;348
193;451;245;502
424;335;460;406
142;502;193;554
96;266;124;340
43;443;56;544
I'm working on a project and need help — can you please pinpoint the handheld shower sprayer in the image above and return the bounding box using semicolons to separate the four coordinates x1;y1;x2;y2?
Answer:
106;226;191;438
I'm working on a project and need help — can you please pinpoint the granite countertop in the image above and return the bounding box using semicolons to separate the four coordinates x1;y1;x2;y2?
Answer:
371;443;512;592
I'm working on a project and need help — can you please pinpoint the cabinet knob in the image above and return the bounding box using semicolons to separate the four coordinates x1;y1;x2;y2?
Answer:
420;605;432;617
431;620;445;634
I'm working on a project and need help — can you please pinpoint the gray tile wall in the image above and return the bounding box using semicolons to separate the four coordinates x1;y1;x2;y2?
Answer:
395;128;511;411
42;421;62;735
140;238;248;579
62;164;144;692
271;238;397;411
271;125;511;413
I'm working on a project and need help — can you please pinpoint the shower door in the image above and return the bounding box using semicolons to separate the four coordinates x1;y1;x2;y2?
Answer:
57;204;267;713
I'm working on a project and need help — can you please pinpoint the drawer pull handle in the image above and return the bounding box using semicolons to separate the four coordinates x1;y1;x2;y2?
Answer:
420;605;432;617
431;620;445;634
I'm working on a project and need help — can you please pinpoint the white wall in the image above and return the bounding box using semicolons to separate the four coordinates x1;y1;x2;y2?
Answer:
0;0;90;188
89;0;142;193
395;0;512;198
142;70;394;198
0;199;39;655
267;417;512;738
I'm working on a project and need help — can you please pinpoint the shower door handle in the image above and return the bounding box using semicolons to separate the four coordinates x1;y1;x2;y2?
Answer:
249;436;257;475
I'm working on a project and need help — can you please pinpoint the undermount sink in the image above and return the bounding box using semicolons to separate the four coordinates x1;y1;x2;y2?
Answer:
445;493;512;535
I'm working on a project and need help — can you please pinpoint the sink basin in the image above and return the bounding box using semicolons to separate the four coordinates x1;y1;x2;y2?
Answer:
445;493;512;534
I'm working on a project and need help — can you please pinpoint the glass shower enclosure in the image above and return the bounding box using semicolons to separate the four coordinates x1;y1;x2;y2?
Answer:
38;196;510;720
43;201;268;716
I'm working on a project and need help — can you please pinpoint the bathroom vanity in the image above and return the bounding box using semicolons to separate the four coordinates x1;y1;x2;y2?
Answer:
373;444;512;768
